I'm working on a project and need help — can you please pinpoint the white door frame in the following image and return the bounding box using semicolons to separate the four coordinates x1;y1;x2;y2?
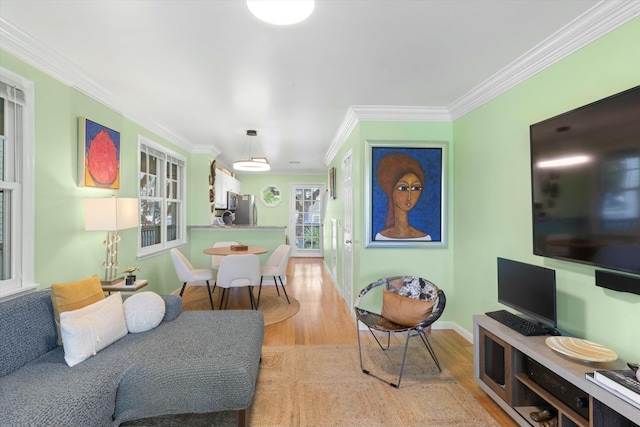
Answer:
289;182;325;257
341;150;353;310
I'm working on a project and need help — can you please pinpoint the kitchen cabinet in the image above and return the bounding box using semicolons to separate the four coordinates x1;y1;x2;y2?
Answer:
213;168;242;209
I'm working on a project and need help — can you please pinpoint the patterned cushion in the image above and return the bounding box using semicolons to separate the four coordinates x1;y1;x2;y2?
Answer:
390;276;438;301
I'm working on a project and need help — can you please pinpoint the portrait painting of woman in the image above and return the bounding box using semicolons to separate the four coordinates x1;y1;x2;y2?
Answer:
367;142;447;248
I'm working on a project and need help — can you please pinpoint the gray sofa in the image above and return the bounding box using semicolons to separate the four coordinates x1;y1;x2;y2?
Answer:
0;289;264;427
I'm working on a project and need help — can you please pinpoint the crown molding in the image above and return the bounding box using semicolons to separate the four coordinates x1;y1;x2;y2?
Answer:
326;1;638;165
0;17;203;155
1;19;79;89
1;0;637;166
324;107;358;166
349;105;451;122
323;105;450;165
191;144;222;158
448;0;640;119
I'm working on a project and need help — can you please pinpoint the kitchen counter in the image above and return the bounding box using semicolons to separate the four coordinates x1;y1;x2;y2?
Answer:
187;225;288;267
188;225;286;231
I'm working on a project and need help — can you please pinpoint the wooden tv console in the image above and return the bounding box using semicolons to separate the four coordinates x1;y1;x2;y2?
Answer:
473;315;639;426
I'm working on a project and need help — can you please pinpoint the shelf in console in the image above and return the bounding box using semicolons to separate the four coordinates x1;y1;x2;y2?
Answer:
515;372;589;427
474;315;639;427
512;405;550;427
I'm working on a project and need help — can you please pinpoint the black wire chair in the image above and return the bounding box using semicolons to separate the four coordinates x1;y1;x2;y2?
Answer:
354;276;446;388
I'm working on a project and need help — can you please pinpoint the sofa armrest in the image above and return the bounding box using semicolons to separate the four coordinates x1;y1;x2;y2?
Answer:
161;294;182;322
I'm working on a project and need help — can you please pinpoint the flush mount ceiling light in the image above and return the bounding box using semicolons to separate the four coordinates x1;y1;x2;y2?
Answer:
246;0;315;25
233;130;271;172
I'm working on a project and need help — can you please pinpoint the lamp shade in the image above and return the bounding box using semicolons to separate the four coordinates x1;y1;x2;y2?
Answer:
85;197;139;231
233;157;271;172
233;129;271;172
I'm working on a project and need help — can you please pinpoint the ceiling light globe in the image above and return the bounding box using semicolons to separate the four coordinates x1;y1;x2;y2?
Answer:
246;0;315;26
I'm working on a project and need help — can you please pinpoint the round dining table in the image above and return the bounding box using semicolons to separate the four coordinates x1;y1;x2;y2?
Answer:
203;246;268;256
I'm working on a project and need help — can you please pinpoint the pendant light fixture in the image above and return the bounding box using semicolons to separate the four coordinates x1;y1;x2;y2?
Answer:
246;0;315;26
233;130;271;172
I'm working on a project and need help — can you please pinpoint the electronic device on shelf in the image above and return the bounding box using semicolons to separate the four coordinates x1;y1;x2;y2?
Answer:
530;85;640;276
526;356;590;420
492;257;558;335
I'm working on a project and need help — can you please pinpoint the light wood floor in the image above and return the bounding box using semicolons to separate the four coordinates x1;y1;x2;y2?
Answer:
260;257;517;426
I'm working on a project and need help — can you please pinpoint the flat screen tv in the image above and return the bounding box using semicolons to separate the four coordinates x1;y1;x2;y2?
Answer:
530;85;640;274
497;257;557;328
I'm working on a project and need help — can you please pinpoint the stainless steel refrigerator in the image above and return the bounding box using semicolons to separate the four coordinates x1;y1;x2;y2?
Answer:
234;194;257;225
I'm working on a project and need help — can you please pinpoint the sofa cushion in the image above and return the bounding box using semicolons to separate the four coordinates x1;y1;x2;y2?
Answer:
51;275;105;345
0;291;263;427
123;291;166;333
113;311;265;424
60;292;128;367
0;346;121;427
161;294;182;322
0;290;58;377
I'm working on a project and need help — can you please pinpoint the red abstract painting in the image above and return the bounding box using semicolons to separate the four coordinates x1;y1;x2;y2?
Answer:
79;118;120;189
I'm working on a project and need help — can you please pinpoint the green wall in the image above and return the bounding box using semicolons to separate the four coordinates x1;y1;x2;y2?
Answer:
0;48;329;295
189;154;214;227
186;173;324;268
2;15;639;362
0;50;199;295
453;17;640;362
323;125;359;299
323;121;455;318
235;173;325;228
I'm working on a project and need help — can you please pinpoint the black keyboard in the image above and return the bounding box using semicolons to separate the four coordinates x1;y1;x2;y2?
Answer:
485;310;547;336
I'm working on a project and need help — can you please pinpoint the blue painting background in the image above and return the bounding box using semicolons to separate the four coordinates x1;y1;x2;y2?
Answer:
371;146;442;241
85;118;120;158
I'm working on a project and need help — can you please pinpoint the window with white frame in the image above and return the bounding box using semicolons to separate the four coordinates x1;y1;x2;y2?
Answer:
0;68;35;299
138;136;186;257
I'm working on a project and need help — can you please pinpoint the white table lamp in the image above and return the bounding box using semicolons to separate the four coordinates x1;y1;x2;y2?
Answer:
85;196;139;285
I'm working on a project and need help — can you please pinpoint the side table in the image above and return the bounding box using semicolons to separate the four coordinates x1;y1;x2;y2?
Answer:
102;279;148;295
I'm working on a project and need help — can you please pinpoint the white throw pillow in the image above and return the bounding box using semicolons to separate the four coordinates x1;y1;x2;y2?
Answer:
60;292;128;367
123;291;166;333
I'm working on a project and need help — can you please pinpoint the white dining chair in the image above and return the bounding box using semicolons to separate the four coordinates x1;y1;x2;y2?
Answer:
257;244;292;308
211;241;240;271
216;254;261;310
170;248;215;310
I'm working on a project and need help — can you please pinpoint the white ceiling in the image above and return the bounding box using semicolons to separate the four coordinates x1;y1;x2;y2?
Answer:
0;0;632;174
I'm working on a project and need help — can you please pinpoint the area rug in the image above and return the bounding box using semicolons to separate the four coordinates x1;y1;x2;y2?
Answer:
124;343;500;427
249;343;500;427
179;285;300;326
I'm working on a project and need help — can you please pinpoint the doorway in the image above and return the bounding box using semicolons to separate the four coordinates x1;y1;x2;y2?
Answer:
341;151;353;309
290;183;325;257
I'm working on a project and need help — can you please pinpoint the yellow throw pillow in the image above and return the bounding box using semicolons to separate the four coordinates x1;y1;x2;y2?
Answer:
381;289;435;327
51;275;104;345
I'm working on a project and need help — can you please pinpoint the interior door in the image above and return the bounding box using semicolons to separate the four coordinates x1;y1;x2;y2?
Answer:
290;183;325;257
341;151;353;309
